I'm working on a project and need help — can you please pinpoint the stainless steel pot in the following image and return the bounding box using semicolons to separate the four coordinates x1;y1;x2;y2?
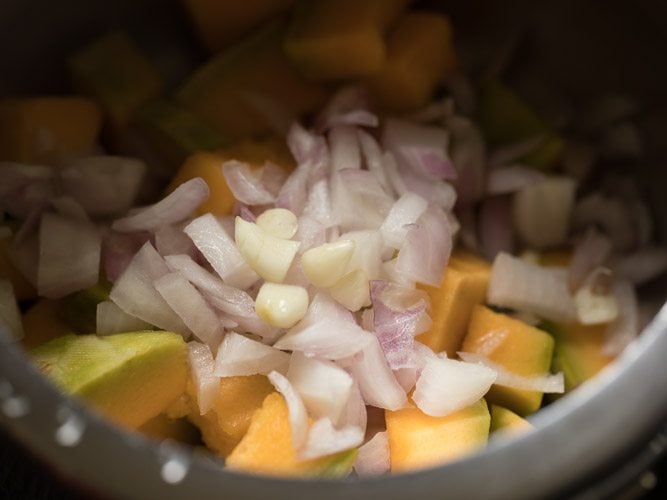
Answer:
1;1;666;498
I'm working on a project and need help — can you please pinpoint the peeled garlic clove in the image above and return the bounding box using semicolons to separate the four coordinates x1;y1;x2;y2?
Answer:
235;217;301;283
256;208;299;240
301;240;355;288
329;269;370;312
255;282;309;328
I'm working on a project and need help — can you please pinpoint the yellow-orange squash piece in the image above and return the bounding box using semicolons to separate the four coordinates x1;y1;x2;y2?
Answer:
187;375;274;456
385;399;490;473
367;11;457;112
417;250;490;357
0;97;102;163
184;0;295;52
284;0;412;81
462;305;555;416
177;22;327;140
69;32;162;134
489;404;533;436
226;392;357;477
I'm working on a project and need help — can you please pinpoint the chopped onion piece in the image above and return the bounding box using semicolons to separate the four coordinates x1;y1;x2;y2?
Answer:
329;125;361;172
287;122;329;170
300;418;364;461
38;213;101;299
0;280;23;339
486;165;546;195
287;352;353;425
274;293;374;360
96;301;151;335
488;252;577;323
370;281;429;370
316;85;377;132
188;342;219;415
60;156;146;216
222;160;275;206
350;336;407;410
603;281;639;356
255;208;298;239
395;206;452;287
479;195;515;261
569;227;613;291
268;371;308;450
331;169;393;231
102;230;151;283
154;272;223;347
513;176;577;249
215;332;289;377
380;192;429;250
154;224;196;258
457;351;564;393
329;269;371;312
357;129;394;196
339;230;383;280
614;247;667;286
51;196;89;221
398;167;458;211
413;357;496;417
574;285;619;325
184;213;259;289
113;178;209;232
383;118;455;180
109;242;189;334
235;217;300;283
355;432;390;476
338;381;367;431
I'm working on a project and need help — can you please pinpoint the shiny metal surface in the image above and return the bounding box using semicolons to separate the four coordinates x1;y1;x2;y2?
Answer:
1;0;666;498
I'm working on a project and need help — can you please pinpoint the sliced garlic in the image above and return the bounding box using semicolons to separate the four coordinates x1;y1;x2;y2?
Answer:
575;285;619;325
255;282;309;328
256;208;299;240
301;240;355;288
329;269;370;311
235;217;301;283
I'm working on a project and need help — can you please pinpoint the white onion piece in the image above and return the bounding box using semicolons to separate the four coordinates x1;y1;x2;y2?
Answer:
154;224;196;258
395;206;452;287
102;230;151;283
184;213;259;289
370;281;429;370
329;269;371;312
274;292;374;360
300;418;364;461
268;371;308;450
603;280;639;356
357;129;394;196
572;193;636;252
0;162;55;218
394;367;418;393
338;381;367;431
331;169;394;231
287;122;329;170
569;227;613;291
222;160;275;206
96;301;151;335
457;351;564;393
488;252;577;323
316;85;377;132
301;179;334;228
478;195;515;261
574;285;619;325
355;432;390;476
413;357;496;417
275;163;311;217
154;272;222;347
188;342;219;415
398;166;458;211
112;178;209;232
38;213;101;299
51;196;90;222
109;242;189;333
486;165;546;195
383;118;455;180
513;176;577;249
339;230;383;280
59;156;146;216
0;280;23;339
614;247;667;286
380;192;429;250
381;258;415;288
215;332;289;377
486;136;545;170
329;125;361;172
350;335;407;410
164;255;278;339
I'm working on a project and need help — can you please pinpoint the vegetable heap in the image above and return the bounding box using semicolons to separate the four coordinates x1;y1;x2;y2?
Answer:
1;0;666;479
